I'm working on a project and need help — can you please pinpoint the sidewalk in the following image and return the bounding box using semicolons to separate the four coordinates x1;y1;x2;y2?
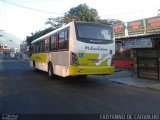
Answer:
0;59;18;63
0;58;29;63
106;69;160;91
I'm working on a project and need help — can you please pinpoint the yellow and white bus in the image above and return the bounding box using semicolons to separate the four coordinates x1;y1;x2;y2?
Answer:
30;21;115;78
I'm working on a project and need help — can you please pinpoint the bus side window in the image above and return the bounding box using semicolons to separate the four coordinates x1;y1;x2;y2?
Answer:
36;43;39;53
30;45;34;54
45;38;50;52
37;42;40;53
39;41;43;52
58;29;68;50
51;35;57;51
42;40;45;52
32;44;35;53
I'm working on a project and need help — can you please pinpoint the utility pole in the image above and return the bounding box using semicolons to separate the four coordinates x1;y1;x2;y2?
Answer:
0;30;4;54
158;9;160;16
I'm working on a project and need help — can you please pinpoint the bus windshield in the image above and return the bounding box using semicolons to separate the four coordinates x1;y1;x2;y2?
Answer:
75;23;113;44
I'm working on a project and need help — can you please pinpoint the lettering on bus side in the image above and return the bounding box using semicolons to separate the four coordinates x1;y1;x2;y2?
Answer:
85;46;108;51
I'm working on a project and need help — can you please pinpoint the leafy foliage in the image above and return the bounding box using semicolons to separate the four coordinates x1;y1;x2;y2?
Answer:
26;27;53;46
45;17;65;29
45;4;99;28
26;4;122;45
64;4;99;23
46;4;122;28
97;19;122;25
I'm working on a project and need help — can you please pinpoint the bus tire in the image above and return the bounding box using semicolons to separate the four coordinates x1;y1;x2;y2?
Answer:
78;75;87;79
48;63;53;78
33;61;38;71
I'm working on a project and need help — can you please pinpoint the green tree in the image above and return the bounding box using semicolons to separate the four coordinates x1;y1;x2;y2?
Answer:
45;17;65;29
45;4;122;28
97;19;122;25
45;4;99;28
64;4;99;23
27;4;122;46
26;27;53;46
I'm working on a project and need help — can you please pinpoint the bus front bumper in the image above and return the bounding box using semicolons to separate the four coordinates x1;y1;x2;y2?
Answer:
69;65;115;76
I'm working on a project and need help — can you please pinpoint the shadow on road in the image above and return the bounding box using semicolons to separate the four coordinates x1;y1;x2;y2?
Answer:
34;70;111;88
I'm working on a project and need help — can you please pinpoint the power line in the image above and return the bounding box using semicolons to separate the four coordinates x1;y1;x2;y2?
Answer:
9;0;58;3
102;6;159;17
1;0;63;15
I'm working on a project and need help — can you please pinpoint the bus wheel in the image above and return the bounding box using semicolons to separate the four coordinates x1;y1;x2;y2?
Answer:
48;63;53;78
78;75;87;79
33;61;37;71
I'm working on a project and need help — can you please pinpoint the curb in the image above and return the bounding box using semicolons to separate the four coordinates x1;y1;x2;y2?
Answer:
115;69;125;72
108;77;160;91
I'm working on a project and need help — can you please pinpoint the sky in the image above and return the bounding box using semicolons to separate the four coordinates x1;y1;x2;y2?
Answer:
0;0;160;40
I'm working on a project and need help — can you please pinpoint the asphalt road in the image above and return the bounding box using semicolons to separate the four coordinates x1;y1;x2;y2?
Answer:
1;60;160;115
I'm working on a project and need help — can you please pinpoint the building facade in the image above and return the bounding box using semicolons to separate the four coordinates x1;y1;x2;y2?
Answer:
113;16;160;80
20;41;28;54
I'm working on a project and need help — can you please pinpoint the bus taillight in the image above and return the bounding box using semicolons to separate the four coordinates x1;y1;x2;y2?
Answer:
71;52;78;65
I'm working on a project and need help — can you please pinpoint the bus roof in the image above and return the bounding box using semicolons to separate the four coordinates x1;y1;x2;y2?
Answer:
31;21;111;44
31;21;73;44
